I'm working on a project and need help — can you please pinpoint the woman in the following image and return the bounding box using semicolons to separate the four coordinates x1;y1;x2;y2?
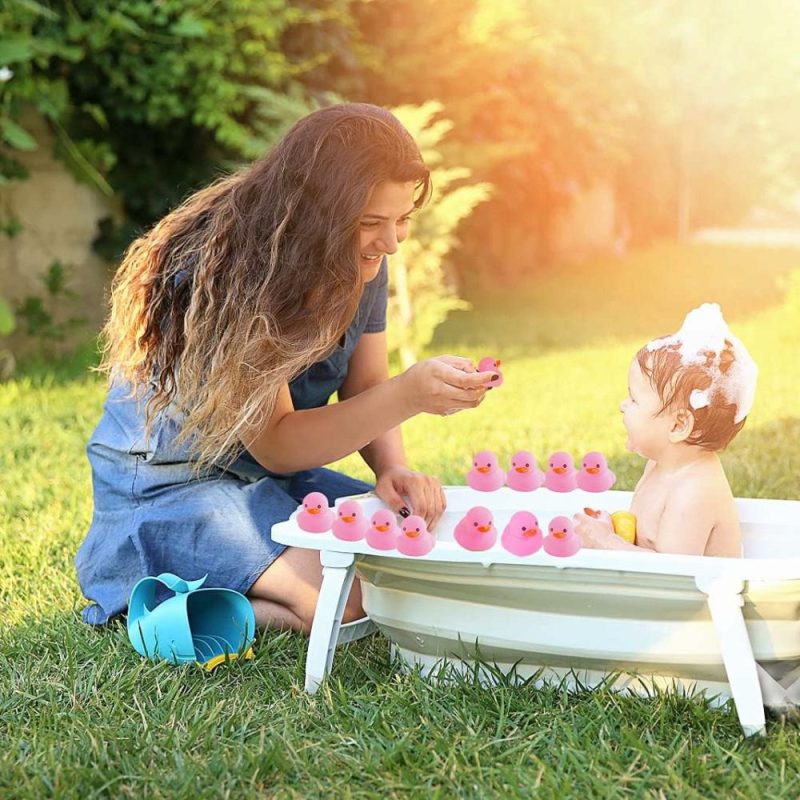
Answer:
76;103;492;632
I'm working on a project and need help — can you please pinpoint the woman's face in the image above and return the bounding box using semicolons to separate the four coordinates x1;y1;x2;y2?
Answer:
358;181;417;281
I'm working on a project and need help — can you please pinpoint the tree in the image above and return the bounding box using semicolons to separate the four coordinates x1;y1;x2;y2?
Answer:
388;102;490;368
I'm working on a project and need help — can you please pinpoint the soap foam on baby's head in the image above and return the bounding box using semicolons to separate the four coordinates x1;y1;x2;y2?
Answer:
639;303;758;451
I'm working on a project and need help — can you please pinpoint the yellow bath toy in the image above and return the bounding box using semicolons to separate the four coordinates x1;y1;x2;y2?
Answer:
611;511;637;544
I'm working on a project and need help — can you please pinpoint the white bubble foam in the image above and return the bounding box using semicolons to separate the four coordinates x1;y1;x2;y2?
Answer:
646;303;757;423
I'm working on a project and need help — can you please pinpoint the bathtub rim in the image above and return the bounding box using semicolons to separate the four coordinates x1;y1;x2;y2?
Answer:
272;487;800;583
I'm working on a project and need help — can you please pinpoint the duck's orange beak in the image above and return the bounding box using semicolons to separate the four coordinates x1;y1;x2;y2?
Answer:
342;515;355;523
404;529;420;538
495;359;502;366
586;466;600;475
375;524;389;532
307;507;320;515
584;508;600;518
523;527;540;538
477;466;491;474
553;466;567;475
477;525;491;533
553;530;567;539
515;466;529;474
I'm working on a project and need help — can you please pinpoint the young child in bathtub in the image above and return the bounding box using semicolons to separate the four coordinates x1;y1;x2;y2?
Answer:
573;303;757;558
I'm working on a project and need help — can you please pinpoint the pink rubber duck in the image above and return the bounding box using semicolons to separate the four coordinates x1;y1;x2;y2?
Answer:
454;506;497;551
543;516;581;557
297;491;335;533
477;356;503;388
331;499;368;542
576;451;616;493
544;451;578;492
366;509;400;551
467;450;505;492
506;450;545;492
396;515;435;557
501;511;543;556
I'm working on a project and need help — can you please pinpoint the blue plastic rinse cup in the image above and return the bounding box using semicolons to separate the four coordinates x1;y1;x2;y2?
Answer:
127;573;256;671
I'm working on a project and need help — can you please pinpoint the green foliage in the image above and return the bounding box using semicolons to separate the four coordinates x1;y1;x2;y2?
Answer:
388;102;491;368
0;0;329;255
15;260;85;353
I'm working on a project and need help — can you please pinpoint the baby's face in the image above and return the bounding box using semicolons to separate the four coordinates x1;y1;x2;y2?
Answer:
619;359;673;458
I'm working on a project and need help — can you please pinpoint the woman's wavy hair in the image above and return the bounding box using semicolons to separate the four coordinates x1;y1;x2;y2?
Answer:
102;103;431;466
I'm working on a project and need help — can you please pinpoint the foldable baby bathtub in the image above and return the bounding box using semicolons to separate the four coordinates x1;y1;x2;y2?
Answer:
271;487;800;737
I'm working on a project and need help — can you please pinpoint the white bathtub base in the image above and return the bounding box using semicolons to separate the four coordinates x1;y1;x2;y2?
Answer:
271;488;800;738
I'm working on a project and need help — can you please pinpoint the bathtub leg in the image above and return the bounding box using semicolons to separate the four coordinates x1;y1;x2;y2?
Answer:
304;550;356;694
696;576;766;737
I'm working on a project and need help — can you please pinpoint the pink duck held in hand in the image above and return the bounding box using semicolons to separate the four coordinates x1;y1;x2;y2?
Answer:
501;511;543;556
454;506;497;551
576;451;616;492
331;500;368;541
544;451;578;492
467;450;506;492
543;516;581;557
477;356;503;388
366;509;400;551
297;491;335;533
397;515;435;557
506;450;545;492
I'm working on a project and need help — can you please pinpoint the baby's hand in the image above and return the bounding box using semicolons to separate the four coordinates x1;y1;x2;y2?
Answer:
573;511;617;549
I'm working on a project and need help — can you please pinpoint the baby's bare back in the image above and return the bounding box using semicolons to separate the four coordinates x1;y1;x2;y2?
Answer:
631;457;742;557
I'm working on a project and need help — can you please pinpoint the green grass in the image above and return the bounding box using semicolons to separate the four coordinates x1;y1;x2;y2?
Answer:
2;241;799;798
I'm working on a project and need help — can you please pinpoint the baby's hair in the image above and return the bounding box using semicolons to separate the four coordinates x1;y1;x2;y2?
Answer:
636;340;746;451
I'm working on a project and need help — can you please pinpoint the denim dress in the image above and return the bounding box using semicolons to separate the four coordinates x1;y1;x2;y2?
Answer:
76;260;388;625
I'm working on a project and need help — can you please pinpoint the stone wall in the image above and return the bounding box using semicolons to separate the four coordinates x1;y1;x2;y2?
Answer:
0;114;118;357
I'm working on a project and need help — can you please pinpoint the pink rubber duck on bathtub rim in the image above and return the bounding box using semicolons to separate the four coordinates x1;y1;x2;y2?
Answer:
543;516;582;557
297;492;335;533
544;451;578;492
366;509;400;551
467;450;506;492
576;451;616;493
501;511;543;556
397;515;435;557
506;450;545;492
331;500;368;541
454;506;498;551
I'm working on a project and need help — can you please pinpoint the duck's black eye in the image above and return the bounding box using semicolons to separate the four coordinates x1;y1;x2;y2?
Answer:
416;527;420;532
563;463;567;468
525;462;530;467
521;526;527;531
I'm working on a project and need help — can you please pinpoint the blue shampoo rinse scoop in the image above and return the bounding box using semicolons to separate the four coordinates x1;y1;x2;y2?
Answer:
127;573;256;671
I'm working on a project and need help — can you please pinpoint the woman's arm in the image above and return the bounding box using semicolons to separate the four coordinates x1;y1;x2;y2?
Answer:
245;355;490;475
338;332;449;526
337;331;407;475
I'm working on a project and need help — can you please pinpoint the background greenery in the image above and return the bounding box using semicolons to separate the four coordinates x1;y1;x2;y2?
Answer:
2;242;799;797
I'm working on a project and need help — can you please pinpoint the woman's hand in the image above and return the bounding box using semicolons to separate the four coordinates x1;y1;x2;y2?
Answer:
572;511;618;550
374;464;446;531
400;355;495;417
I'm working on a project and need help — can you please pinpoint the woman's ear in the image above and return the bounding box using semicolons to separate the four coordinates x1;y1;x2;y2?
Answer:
669;408;695;443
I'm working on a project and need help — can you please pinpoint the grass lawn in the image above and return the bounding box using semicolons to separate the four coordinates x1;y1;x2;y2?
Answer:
1;241;799;798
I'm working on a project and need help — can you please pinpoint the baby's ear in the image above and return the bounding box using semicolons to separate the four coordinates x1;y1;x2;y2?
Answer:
669;408;695;443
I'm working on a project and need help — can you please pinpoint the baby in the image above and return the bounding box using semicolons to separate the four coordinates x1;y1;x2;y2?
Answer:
574;303;758;558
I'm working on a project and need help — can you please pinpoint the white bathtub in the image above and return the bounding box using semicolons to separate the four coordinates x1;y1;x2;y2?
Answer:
272;487;800;737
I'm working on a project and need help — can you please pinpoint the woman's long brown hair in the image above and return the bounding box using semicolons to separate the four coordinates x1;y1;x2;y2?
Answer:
102;103;430;467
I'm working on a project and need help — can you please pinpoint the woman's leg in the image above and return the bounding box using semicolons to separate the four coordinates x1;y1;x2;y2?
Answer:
248;466;371;632
247;546;364;633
